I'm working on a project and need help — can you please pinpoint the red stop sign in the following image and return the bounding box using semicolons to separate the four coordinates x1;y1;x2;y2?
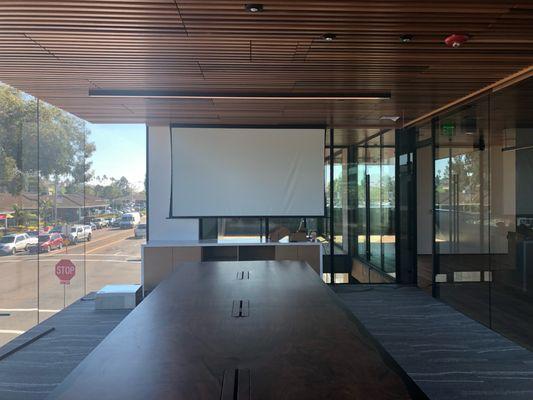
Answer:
55;259;76;285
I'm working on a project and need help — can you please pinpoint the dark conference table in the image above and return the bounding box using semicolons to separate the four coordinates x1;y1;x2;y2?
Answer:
48;261;426;400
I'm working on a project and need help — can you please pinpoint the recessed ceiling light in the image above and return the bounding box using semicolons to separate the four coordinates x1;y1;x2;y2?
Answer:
380;116;400;122
245;4;263;12
322;33;336;42
399;34;413;43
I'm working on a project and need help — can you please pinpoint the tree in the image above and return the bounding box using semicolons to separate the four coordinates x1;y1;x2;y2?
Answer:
39;198;53;224
0;84;95;195
12;204;30;227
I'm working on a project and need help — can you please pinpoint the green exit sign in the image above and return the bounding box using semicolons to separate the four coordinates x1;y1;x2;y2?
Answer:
441;121;455;137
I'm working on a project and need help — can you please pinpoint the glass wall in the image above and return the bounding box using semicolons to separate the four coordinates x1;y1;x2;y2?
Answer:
0;86;39;345
433;98;491;325
353;130;396;279
0;82;145;347
413;76;533;350
489;77;533;349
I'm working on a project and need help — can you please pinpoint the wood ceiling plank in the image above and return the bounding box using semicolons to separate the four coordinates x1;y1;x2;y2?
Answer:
0;1;529;127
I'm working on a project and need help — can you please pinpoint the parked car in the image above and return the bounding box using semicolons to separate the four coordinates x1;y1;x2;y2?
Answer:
0;233;36;255
68;225;92;244
120;212;141;229
134;223;146;238
96;218;109;228
50;225;71;236
30;233;64;253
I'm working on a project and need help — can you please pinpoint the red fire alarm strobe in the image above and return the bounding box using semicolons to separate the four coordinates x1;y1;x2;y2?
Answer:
445;34;469;48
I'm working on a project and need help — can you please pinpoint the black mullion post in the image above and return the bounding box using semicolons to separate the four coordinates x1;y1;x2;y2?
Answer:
329;128;335;285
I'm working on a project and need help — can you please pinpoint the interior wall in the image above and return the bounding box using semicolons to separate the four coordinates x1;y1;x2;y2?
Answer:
147;125;199;241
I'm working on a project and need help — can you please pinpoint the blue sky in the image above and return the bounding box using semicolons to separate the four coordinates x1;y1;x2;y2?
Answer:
86;124;146;190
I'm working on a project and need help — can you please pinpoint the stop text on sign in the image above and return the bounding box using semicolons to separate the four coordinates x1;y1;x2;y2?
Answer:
55;259;76;285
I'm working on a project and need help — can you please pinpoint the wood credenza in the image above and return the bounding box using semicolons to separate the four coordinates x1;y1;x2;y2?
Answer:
142;239;323;292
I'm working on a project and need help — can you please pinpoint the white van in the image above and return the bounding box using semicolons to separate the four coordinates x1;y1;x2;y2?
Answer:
120;212;141;229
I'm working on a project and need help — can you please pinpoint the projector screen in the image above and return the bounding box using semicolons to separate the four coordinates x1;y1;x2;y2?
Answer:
170;127;325;217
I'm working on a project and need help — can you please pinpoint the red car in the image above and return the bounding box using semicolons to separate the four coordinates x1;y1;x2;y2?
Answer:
38;233;64;252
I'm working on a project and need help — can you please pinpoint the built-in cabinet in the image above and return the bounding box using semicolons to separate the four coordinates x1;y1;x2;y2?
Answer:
142;242;322;292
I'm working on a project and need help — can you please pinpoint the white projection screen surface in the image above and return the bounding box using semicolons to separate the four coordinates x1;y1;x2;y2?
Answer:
170;127;325;217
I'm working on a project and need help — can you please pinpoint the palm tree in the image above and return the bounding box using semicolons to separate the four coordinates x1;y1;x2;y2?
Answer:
39;198;53;224
12;203;29;227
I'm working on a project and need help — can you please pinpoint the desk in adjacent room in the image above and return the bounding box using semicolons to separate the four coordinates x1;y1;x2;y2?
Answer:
47;261;426;400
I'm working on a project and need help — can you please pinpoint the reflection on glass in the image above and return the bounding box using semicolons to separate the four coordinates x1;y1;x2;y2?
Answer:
332;148;349;254
357;147;367;258
381;137;396;273
434;100;491;325
218;218;263;242
489;77;533;349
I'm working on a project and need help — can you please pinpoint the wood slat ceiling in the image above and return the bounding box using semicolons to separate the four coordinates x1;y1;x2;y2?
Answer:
0;0;531;137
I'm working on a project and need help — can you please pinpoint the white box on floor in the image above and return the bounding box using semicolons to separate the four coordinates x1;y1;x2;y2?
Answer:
95;284;142;310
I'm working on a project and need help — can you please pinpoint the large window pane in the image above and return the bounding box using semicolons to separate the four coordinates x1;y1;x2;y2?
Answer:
84;124;144;293
367;144;382;269
0;84;39;345
356;147;367;259
381;133;395;273
37;100;88;318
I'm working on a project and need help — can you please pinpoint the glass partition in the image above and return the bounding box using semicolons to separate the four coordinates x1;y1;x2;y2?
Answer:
0;86;39;345
434;100;491;325
352;130;396;281
381;131;396;273
489;77;533;348
413;76;533;349
0;82;145;347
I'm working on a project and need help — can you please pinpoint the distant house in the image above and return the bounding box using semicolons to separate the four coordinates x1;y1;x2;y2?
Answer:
0;192;109;224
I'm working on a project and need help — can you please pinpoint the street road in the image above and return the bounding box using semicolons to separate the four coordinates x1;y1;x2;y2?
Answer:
0;226;144;346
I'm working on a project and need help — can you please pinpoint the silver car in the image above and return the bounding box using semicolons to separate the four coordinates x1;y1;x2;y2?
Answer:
134;223;146;238
0;233;34;255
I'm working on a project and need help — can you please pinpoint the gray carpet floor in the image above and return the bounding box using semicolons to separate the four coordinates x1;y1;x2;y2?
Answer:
335;284;533;400
0;295;130;400
1;285;531;400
